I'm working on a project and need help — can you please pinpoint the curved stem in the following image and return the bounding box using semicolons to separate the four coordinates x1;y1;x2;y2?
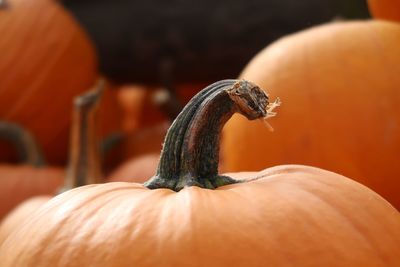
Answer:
0;0;8;9
61;80;104;192
0;121;45;167
145;79;275;191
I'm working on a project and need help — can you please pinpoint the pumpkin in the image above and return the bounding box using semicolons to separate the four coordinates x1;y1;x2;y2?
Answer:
368;0;400;22
107;153;160;183
0;83;104;243
0;196;50;244
221;20;400;209
1;80;399;267
0;0;98;165
0;121;64;220
0;164;64;220
117;83;207;133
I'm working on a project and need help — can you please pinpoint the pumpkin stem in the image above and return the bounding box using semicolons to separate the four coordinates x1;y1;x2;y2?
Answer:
61;80;104;192
145;79;275;191
0;0;8;8
0;122;45;166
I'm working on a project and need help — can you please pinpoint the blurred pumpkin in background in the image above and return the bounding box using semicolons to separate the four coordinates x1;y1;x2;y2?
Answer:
107;153;159;183
0;0;104;165
221;20;400;209
0;83;104;244
0;121;64;220
0;165;64;221
109;83;206;164
368;0;400;22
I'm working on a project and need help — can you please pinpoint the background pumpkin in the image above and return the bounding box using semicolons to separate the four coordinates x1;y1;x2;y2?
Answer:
0;83;104;243
107;153;159;183
0;0;100;165
221;20;400;209
1;80;399;267
368;0;400;22
0;121;64;220
0;164;64;220
105;84;200;176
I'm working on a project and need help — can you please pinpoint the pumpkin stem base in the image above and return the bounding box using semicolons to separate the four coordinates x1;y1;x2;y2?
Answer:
145;174;238;192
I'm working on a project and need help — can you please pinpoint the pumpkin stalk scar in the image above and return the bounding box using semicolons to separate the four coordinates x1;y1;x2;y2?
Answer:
144;79;279;191
60;80;104;192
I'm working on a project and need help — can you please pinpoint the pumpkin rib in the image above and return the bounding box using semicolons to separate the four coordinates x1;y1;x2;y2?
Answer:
2;168;399;266
291;189;390;265
0;0;99;164
294;180;388;259
3;3;77;119
222;20;400;208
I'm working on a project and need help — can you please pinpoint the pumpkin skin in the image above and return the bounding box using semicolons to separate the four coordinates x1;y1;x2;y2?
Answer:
0;0;97;164
368;0;400;22
0;196;50;245
107;153;159;183
1;165;399;266
0;157;157;245
221;20;400;209
0;165;64;220
0;165;62;245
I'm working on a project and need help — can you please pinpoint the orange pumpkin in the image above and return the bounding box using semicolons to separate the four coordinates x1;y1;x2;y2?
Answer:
107;153;159;183
0;196;50;244
221;20;400;209
368;0;400;22
117;83;208;132
0;0;98;164
0;121;64;220
1;80;399;267
0;164;64;220
0;83;104;243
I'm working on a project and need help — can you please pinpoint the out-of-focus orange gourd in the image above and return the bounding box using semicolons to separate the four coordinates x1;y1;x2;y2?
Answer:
368;0;400;22
221;20;400;209
0;0;98;164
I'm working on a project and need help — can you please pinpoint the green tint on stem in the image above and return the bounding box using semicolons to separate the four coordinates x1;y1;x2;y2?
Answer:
145;79;272;191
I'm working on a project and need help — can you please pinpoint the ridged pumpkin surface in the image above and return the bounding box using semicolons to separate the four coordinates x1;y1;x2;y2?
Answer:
221;20;400;209
0;165;399;267
0;196;49;245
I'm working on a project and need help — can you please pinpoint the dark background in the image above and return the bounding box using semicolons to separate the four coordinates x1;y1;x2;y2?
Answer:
62;0;370;85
